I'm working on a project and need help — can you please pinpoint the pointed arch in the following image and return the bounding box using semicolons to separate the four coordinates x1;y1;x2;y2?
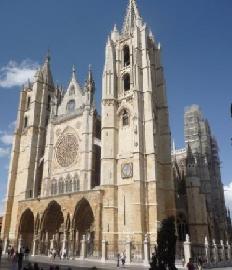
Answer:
59;177;64;194
72;198;95;256
123;45;130;67
18;208;34;250
123;73;130;92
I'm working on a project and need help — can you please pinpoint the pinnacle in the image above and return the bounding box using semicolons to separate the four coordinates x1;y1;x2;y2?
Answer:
122;0;142;34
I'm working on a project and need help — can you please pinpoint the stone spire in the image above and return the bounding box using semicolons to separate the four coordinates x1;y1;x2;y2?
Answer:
122;0;143;34
41;50;54;87
71;64;76;80
85;65;95;94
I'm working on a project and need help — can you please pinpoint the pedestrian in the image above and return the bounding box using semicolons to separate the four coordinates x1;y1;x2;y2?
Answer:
187;258;195;270
121;252;126;267
25;247;30;260
198;257;203;270
18;251;24;270
7;246;11;259
34;263;40;270
116;253;120;267
10;246;15;258
0;246;2;263
11;251;18;270
52;248;57;260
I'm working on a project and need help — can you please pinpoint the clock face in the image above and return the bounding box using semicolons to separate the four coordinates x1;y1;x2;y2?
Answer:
121;163;133;179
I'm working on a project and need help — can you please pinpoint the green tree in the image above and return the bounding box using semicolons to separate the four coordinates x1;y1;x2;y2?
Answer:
150;216;177;270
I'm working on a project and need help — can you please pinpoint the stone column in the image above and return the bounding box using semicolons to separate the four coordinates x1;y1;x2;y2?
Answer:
101;240;108;262
69;229;75;258
45;232;49;255
204;236;210;263
126;237;132;264
32;237;39;256
212;239;218;264
143;234;150;266
227;241;231;260
50;235;56;252
3;237;9;255
220;240;225;261
18;234;23;252
184;234;191;265
61;232;68;259
80;235;87;259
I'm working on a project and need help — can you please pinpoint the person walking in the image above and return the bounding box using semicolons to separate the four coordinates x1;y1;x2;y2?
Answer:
18;251;23;270
116;253;120;267
121;252;126;267
187;258;195;270
11;251;18;270
0;246;2;263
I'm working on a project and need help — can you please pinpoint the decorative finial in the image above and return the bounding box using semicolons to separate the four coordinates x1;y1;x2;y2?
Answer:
72;64;76;80
113;24;118;32
72;64;76;73
45;48;51;63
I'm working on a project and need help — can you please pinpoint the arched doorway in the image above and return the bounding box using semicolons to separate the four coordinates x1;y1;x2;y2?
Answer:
18;209;34;250
72;198;94;256
40;201;64;254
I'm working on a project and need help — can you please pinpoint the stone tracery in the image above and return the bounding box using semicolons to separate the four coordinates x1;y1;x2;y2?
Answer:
56;134;79;167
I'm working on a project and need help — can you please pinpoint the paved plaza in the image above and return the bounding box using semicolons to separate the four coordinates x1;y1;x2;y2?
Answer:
0;256;149;270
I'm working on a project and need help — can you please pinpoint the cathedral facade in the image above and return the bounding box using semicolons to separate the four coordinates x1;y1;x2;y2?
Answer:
1;0;230;262
1;0;175;259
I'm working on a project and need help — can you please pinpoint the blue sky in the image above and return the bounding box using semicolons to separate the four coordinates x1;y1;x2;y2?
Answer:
0;0;232;213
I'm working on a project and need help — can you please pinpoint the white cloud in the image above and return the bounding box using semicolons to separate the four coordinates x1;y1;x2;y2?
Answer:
8;120;17;130
0;134;13;145
0;59;39;88
224;182;232;212
0;147;10;158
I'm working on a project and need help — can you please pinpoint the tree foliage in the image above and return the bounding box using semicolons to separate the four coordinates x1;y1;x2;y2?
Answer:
150;216;177;270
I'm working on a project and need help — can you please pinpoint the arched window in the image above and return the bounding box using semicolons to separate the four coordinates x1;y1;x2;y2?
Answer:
24;116;28;128
51;179;57;195
69;85;75;96
122;110;129;126
123;45;130;67
73;174;80;192
123;73;130;92
27;97;31;110
47;95;51;111
59;178;64;194
69;179;72;193
66;99;76;113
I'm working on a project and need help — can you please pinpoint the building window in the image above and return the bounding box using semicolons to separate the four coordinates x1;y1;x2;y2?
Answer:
51;180;57;195
47;95;51;111
27;97;31;110
123;73;130;92
69;85;75;96
122;110;129;126
24;116;28;128
73;174;80;192
66;99;76;113
59;178;64;194
123;45;130;67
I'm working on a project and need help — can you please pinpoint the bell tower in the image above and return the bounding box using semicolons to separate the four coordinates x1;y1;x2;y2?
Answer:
2;55;55;240
101;0;176;246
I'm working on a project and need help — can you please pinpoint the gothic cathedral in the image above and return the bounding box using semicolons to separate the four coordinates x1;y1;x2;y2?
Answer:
1;0;230;261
